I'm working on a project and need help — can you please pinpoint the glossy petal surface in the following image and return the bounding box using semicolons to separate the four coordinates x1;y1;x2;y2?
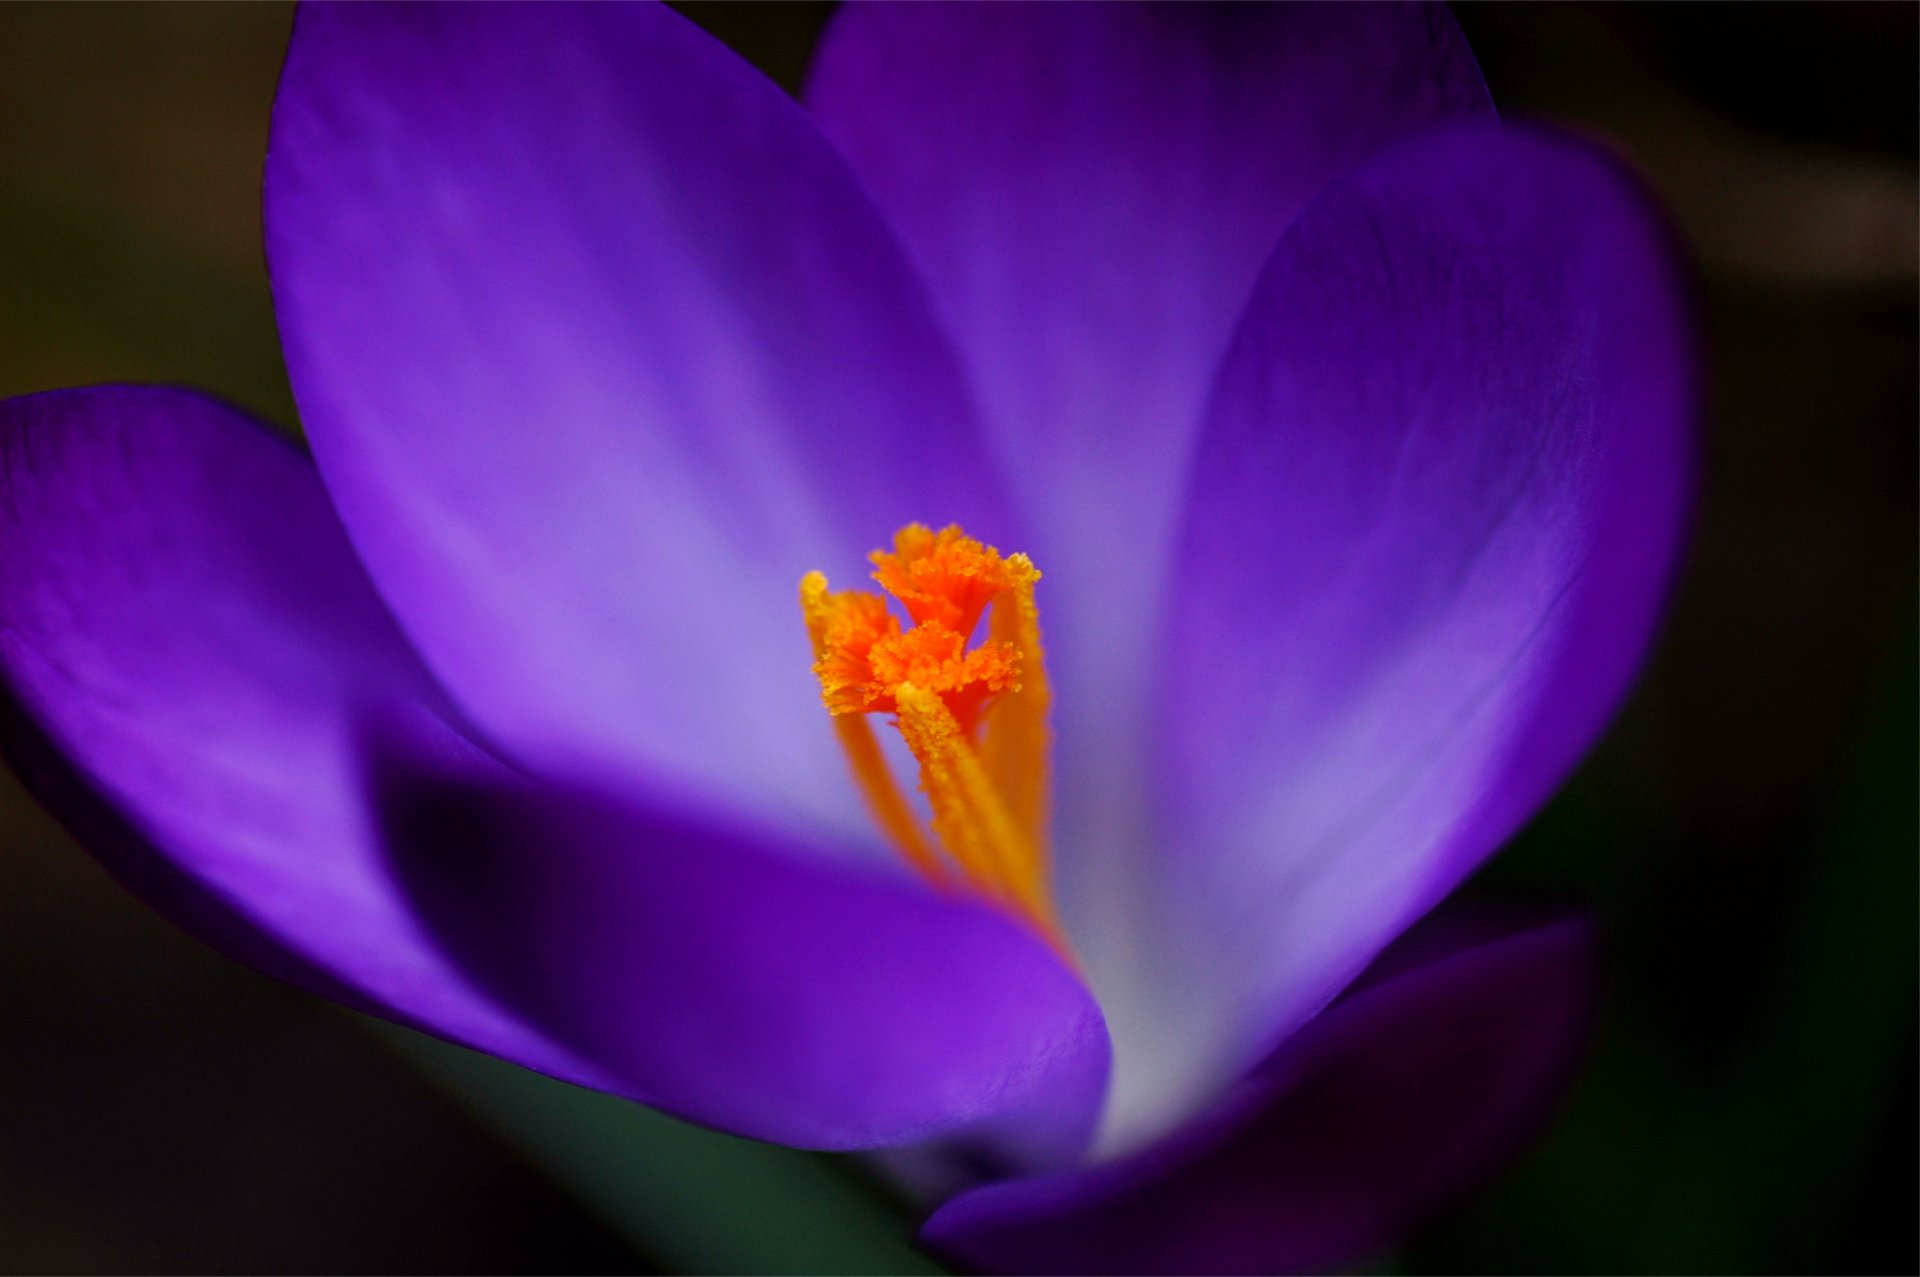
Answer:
377;762;1110;1158
0;386;604;1089
1134;125;1694;1137
267;1;1010;841
923;914;1598;1276
807;0;1495;1050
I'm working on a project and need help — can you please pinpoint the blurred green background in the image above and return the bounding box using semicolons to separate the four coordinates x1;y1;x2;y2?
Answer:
0;3;1912;1273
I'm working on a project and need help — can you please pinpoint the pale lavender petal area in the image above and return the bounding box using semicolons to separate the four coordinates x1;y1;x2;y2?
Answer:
0;385;609;1092
922;913;1598;1276
266;1;1013;846
805;0;1494;1054
374;757;1111;1159
807;0;1489;549
1131;125;1695;1140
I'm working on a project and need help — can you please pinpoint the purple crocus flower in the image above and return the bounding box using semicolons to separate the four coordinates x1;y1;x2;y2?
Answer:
0;3;1694;1272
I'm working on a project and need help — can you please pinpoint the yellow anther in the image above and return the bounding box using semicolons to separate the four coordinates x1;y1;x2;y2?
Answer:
801;526;1060;947
978;552;1050;865
895;684;1061;950
800;573;944;883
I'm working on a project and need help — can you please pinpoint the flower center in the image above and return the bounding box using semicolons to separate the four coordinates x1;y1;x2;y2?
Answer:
801;524;1062;947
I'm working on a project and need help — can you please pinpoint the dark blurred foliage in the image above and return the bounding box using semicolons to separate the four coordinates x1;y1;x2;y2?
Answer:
0;3;1912;1274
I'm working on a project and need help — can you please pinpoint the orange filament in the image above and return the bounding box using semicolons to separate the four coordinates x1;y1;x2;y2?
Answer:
801;524;1060;946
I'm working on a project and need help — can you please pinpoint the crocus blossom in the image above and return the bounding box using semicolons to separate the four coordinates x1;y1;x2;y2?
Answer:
0;2;1694;1272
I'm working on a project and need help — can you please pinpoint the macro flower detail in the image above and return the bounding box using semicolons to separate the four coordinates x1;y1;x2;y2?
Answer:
0;3;1695;1274
803;523;1059;943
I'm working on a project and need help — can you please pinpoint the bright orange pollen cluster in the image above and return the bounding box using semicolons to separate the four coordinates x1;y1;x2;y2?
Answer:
871;522;1015;635
801;524;1060;948
809;525;1029;735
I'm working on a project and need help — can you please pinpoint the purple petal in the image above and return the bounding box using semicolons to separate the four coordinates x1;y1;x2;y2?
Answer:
806;0;1494;1042
1135;125;1695;1134
808;0;1489;547
0;385;607;1090
375;757;1110;1159
266;1;1010;841
922;912;1599;1276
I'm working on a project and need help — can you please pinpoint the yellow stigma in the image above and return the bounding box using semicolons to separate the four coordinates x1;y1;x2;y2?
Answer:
801;524;1060;948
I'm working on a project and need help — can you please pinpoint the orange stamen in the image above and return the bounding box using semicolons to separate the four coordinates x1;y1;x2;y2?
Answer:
978;551;1050;885
801;525;1060;946
800;574;944;883
871;523;1026;638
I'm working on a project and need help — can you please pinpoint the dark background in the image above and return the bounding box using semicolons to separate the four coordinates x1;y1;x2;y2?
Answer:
0;4;1912;1273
